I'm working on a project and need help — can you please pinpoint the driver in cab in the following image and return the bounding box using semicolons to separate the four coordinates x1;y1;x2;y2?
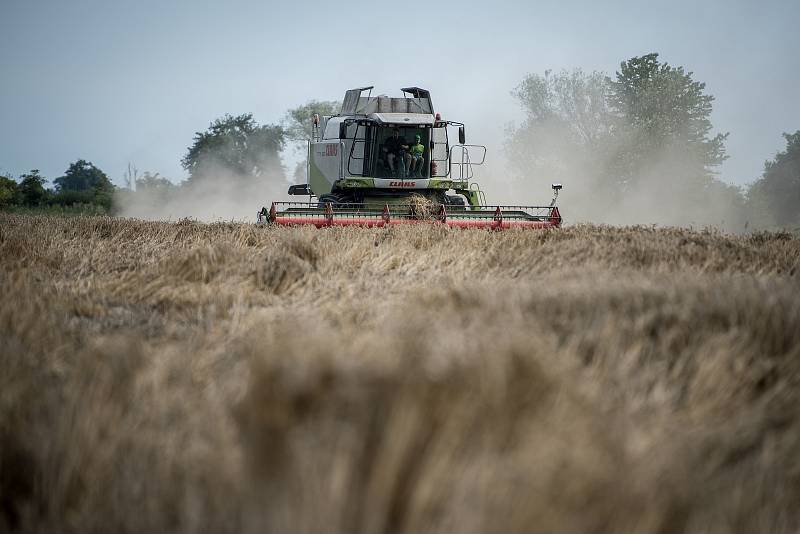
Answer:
381;129;408;177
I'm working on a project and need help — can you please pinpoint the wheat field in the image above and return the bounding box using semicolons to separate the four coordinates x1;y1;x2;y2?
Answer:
1;214;799;533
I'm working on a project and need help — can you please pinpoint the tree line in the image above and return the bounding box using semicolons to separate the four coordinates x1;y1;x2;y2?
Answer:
1;54;796;229
0;99;338;214
0;161;114;213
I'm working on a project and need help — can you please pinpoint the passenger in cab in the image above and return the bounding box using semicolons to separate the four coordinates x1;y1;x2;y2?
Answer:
408;134;426;177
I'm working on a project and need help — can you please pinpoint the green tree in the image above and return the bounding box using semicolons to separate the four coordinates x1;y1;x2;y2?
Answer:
53;160;114;209
748;131;800;228
135;171;175;192
506;69;614;204
54;159;113;192
18;170;47;206
283;101;341;184
0;175;19;208
607;53;728;188
182;113;285;182
506;55;745;229
283;100;340;142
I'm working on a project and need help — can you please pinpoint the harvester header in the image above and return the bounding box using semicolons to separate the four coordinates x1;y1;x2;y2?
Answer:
258;86;563;229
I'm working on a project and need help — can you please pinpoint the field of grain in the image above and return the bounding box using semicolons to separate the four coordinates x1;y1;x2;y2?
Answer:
1;214;799;533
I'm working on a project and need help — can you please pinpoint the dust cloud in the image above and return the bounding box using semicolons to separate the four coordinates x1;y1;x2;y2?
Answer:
481;124;749;232
116;145;747;231
115;168;292;222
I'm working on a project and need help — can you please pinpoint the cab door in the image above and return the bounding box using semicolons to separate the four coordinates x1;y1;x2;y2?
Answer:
431;123;449;177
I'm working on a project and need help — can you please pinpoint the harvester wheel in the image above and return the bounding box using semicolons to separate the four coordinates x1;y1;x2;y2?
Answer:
445;194;466;206
318;193;359;210
317;193;344;208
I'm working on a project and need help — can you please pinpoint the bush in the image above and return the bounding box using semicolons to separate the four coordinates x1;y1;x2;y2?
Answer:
50;189;95;206
0;175;19;208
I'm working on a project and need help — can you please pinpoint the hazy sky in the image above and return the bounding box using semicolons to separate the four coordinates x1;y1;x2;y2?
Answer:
1;0;798;188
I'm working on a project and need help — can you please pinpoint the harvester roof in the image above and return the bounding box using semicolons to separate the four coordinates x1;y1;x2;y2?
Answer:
369;113;435;125
340;86;434;116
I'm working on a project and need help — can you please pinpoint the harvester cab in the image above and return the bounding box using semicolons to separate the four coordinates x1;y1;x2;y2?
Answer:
258;86;562;229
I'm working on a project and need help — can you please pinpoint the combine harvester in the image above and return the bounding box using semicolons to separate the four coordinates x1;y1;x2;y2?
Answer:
258;86;562;229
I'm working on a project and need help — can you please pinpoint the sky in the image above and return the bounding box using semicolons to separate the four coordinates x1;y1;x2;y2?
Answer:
1;0;799;188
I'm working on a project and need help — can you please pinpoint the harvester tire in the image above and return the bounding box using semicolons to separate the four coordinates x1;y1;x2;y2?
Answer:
317;193;344;208
318;193;359;210
445;194;467;206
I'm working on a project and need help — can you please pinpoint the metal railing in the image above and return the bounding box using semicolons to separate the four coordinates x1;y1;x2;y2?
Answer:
449;144;486;181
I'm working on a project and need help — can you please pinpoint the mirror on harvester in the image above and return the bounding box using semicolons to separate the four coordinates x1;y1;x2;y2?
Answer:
458;126;466;144
339;122;348;139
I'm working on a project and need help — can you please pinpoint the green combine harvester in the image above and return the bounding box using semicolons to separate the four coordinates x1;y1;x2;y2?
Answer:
258;86;562;229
